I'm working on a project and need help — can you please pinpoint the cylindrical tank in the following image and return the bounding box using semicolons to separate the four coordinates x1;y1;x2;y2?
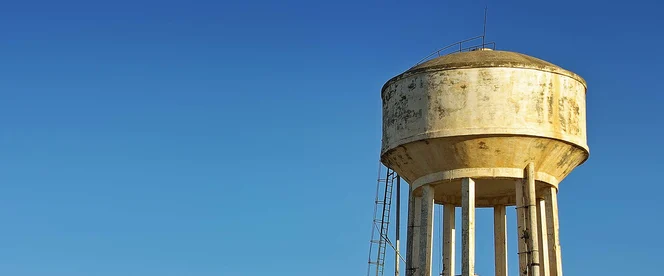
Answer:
381;49;588;206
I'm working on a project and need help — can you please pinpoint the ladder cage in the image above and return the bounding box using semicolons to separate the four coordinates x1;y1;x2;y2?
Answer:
366;166;399;276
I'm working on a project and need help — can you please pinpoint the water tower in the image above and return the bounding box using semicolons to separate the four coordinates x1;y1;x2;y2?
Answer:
380;47;588;276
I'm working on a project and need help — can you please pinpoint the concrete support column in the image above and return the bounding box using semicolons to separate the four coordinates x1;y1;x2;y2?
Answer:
406;186;421;276
544;187;563;276
461;178;475;276
537;199;550;276
494;205;507;276
442;204;455;276
417;185;435;276
525;163;541;276
515;179;528;276
396;239;401;276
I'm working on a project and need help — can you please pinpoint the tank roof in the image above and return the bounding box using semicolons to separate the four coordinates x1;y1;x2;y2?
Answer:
383;50;586;92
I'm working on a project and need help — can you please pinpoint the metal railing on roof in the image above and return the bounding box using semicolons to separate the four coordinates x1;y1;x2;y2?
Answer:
414;35;496;66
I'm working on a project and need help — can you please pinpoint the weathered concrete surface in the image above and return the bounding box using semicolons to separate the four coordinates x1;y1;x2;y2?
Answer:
406;186;416;276
400;50;586;83
380;50;588;206
537;199;550;276
525;163;541;276
461;178;475;276
544;187;563;276
515;179;528;276
406;188;421;276
494;205;508;276
418;185;435;276
387;50;585;276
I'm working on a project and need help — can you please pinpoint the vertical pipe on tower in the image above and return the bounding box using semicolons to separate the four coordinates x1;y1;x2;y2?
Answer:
544;187;563;276
526;163;541;276
493;205;507;276
461;178;475;276
442;204;455;276
537;199;550;276
418;185;435;276
395;176;401;276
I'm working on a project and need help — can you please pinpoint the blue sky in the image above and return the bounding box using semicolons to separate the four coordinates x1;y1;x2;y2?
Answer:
1;0;662;275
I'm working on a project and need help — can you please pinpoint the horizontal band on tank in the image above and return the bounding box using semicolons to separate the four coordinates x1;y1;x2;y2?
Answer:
381;129;589;157
411;168;559;189
381;50;587;95
382;65;587;95
429;190;553;207
407;176;559;207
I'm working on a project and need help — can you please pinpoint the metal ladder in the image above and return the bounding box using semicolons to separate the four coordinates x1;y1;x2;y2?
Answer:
367;167;398;276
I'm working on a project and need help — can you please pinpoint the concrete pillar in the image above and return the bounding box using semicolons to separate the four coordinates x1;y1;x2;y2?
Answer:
418;185;435;276
544;187;563;276
537;199;550;276
406;186;419;276
461;178;475;276
442;204;455;276
494;205;507;276
515;179;528;276
413;195;422;273
396;239;401;276
396;177;401;276
525;163;540;276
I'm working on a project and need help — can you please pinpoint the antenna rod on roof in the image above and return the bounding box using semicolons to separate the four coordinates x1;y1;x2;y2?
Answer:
483;7;488;47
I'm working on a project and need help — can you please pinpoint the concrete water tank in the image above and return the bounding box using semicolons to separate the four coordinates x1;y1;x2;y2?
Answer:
381;49;588;206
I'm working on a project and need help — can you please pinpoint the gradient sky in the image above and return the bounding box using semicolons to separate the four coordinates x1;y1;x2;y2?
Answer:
1;0;663;275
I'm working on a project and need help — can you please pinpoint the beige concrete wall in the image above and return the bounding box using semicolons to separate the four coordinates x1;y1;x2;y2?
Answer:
381;66;588;190
382;67;587;154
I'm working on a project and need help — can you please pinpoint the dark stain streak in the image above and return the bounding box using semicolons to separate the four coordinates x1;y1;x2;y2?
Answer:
535;90;545;123
408;81;416;90
547;92;554;124
556;149;574;168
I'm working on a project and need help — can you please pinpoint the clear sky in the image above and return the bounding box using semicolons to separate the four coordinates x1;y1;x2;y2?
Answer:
1;0;663;275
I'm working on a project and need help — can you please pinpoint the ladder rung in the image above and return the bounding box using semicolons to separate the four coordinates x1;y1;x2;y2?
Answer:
368;168;397;275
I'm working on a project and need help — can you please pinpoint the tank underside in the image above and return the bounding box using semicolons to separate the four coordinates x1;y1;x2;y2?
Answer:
381;134;588;207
